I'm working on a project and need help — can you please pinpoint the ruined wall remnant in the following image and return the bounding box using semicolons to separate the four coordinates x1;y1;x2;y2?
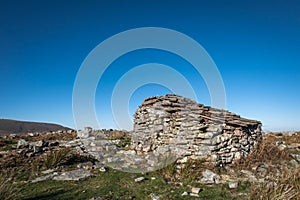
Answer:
79;94;262;172
131;94;262;165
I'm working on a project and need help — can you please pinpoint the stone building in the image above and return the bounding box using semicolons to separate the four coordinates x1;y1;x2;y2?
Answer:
79;94;262;172
130;94;262;166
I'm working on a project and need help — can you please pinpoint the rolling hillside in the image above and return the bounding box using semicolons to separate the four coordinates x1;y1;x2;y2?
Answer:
0;119;72;135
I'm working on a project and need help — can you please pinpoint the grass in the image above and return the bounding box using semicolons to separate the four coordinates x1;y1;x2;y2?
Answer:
2;144;15;151
0;170;21;200
0;138;17;151
232;140;291;171
20;167;238;200
248;167;300;200
1;131;299;199
108;130;132;150
42;148;71;170
180;159;217;177
115;136;131;149
231;136;300;200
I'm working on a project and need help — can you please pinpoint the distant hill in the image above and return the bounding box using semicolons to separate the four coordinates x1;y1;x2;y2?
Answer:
0;119;72;135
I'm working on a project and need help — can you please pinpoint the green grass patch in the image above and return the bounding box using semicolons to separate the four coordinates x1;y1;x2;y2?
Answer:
19;167;244;200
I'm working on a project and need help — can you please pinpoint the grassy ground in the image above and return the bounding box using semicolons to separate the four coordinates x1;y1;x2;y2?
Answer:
20;168;241;200
1;132;299;200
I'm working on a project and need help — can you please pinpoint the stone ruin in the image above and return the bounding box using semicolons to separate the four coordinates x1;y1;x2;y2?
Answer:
131;94;262;166
79;94;262;172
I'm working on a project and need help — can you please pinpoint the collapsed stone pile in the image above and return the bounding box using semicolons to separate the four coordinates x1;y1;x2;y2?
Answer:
131;94;262;166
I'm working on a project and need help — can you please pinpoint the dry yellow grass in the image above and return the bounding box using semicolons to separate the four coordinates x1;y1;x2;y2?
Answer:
248;167;300;200
232;140;291;171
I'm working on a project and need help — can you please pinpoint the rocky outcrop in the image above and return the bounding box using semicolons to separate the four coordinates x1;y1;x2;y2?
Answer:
131;94;262;166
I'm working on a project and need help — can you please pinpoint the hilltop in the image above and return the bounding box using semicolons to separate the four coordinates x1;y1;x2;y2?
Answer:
0;119;72;136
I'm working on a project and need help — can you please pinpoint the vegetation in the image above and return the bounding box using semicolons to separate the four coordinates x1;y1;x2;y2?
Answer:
232;140;291;171
0;171;21;200
43;148;71;170
249;167;300;200
0;132;299;199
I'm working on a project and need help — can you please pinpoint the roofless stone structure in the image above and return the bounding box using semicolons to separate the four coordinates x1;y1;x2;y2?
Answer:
130;94;262;166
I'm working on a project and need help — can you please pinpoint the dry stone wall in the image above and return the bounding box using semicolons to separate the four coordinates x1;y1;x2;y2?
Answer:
131;94;262;166
78;94;262;172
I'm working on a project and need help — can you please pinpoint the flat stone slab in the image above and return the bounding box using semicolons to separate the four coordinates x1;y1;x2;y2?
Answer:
31;169;92;183
53;169;91;181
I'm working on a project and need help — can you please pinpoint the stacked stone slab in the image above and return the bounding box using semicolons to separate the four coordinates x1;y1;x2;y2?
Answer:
131;94;262;166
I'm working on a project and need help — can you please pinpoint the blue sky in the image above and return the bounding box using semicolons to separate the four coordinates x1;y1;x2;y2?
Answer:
0;0;299;131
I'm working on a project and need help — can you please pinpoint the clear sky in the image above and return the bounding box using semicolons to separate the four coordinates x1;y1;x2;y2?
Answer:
1;0;299;131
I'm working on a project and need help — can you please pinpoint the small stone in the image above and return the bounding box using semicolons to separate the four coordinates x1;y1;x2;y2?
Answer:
228;181;238;189
67;130;73;134
143;145;151;152
291;154;300;163
190;193;199;197
181;191;188;196
31;146;43;153
77;127;92;138
289;159;299;168
256;166;268;177
234;152;241;160
28;133;34;137
26;152;35;157
177;157;188;164
134;177;145;182
17;139;29;149
197;133;206;139
41;169;55;174
77;161;93;170
191;187;201;194
241;170;258;183
99;166;106;172
278;144;287;151
150;193;160;200
200;169;220;184
33;140;47;147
